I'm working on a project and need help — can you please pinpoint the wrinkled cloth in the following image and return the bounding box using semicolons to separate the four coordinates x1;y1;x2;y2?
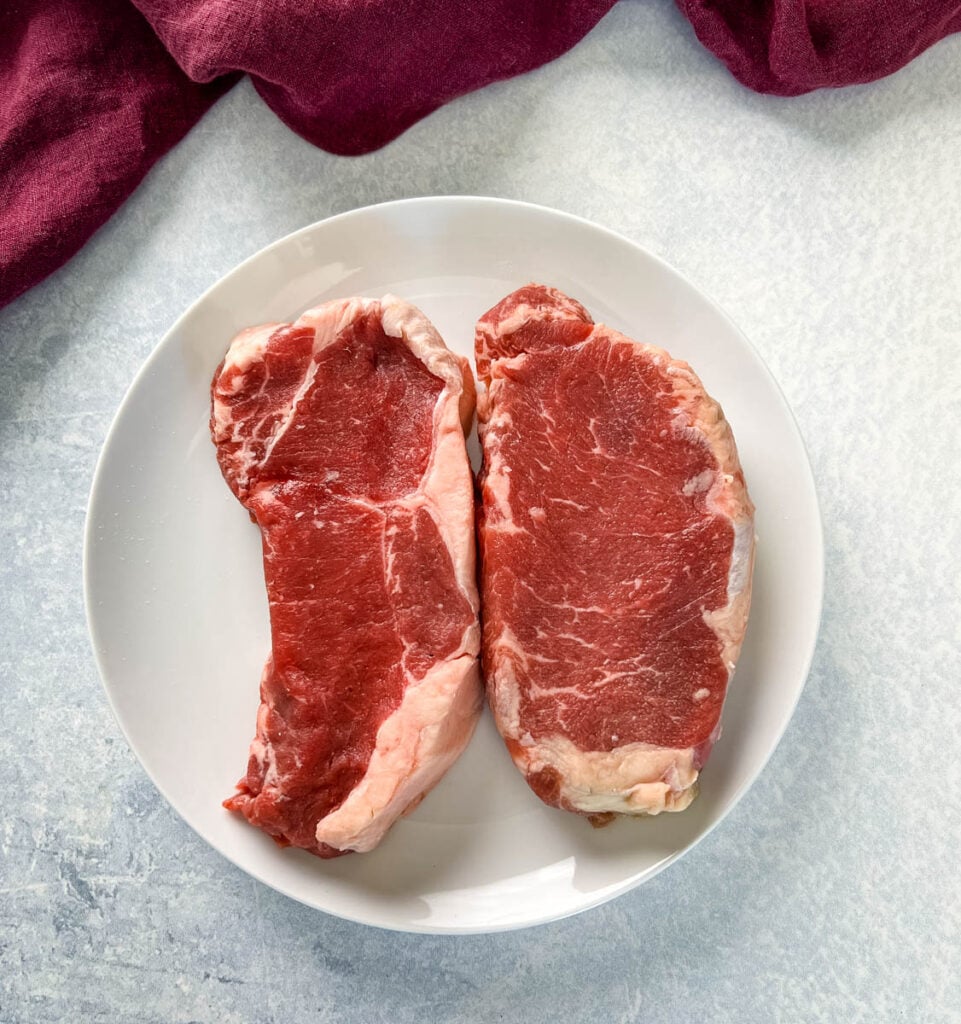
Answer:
0;0;235;311
2;0;960;311
678;0;961;95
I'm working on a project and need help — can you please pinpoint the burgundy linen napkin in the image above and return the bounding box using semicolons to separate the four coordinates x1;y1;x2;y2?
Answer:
679;0;961;95
133;0;617;156
2;0;959;312
0;0;234;311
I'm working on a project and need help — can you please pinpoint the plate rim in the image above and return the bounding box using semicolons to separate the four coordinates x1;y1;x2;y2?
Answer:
83;195;825;934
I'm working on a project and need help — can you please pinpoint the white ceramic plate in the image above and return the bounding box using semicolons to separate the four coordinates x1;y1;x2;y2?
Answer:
84;197;822;934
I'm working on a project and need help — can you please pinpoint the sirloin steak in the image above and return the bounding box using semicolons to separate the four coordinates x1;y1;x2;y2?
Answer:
211;295;481;856
475;284;755;820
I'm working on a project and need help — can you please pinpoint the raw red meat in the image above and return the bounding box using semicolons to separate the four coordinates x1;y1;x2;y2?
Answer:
475;284;755;820
211;296;481;856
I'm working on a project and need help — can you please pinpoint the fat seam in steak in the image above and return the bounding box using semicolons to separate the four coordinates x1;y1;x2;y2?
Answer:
475;284;755;820
211;295;482;856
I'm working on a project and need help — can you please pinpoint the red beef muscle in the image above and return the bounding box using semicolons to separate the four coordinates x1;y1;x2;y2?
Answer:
212;296;481;856
476;285;754;820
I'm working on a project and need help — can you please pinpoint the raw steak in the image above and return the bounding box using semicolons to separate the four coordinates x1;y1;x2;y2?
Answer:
211;295;481;856
475;284;755;820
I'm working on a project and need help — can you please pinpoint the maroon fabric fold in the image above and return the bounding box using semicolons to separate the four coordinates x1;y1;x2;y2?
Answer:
2;0;959;312
0;0;235;310
677;0;961;96
132;0;617;155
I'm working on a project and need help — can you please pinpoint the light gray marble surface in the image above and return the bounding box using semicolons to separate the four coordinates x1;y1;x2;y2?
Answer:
2;2;960;1021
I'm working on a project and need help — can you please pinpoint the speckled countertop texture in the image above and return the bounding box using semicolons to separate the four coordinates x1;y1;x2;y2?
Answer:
2;1;960;1020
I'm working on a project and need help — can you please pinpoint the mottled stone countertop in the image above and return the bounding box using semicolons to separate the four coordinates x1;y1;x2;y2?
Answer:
2;3;960;1021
